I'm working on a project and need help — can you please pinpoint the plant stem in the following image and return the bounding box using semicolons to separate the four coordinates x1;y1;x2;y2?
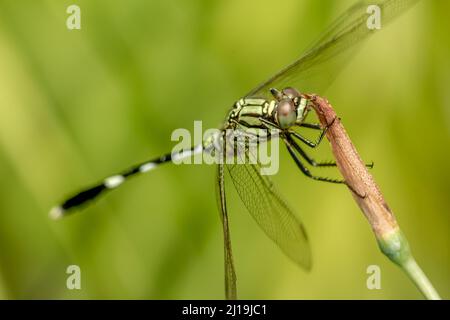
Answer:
402;256;441;300
377;229;441;300
308;95;441;300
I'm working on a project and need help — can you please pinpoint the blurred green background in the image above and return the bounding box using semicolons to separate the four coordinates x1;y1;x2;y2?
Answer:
0;0;448;299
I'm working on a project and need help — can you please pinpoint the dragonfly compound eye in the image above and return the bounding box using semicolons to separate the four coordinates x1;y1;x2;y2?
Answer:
282;87;301;100
277;98;297;129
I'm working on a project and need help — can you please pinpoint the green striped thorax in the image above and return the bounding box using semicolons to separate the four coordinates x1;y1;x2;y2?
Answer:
226;87;309;131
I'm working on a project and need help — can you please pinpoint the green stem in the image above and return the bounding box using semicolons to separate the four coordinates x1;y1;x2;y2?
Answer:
378;230;441;300
402;257;441;300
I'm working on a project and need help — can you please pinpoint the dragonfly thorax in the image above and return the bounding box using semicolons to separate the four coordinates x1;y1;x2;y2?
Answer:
227;87;309;130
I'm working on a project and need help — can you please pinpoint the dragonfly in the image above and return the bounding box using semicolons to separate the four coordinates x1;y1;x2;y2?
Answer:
50;0;419;299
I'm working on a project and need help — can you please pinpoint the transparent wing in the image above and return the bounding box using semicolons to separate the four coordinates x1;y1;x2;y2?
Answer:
245;0;420;99
226;141;311;269
216;162;237;300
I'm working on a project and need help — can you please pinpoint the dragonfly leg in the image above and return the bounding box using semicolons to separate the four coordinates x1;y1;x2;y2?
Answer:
287;135;337;167
259;118;281;130
300;122;322;130
291;115;337;148
283;136;344;183
290;124;374;169
289;129;327;149
284;136;370;197
260;111;324;135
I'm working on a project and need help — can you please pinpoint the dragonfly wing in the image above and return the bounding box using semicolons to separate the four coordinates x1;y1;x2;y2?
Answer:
226;146;312;270
245;0;420;99
216;162;237;300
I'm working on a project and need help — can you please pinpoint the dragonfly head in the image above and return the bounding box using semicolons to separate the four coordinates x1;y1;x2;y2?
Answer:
271;87;308;129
